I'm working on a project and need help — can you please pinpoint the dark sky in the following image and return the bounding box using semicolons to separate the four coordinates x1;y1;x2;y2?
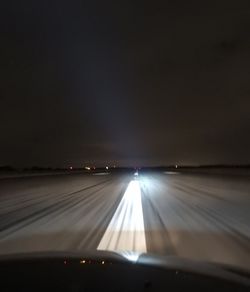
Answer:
1;0;250;167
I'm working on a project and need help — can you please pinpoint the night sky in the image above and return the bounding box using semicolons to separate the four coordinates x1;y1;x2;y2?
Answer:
1;1;250;167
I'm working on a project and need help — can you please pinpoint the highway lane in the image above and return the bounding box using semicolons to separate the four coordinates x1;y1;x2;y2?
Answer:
140;172;250;270
0;171;250;270
0;173;131;251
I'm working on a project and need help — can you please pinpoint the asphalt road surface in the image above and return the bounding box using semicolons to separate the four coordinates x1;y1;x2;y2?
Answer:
0;171;250;270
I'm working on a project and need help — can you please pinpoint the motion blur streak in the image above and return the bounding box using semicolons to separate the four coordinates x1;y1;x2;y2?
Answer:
0;172;250;269
97;180;146;258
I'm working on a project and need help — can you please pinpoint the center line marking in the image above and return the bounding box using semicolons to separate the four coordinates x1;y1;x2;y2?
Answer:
97;180;146;260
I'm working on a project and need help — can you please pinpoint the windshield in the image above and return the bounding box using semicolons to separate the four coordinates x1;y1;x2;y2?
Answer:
0;0;250;273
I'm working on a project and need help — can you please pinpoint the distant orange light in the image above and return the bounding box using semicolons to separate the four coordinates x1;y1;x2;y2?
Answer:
101;261;105;265
80;260;86;264
64;260;67;265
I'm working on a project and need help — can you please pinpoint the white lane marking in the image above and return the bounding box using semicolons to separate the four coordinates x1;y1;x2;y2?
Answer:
164;171;180;175
93;172;110;176
97;180;146;260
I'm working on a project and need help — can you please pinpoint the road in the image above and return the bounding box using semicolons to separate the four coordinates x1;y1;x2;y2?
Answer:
0;171;250;270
